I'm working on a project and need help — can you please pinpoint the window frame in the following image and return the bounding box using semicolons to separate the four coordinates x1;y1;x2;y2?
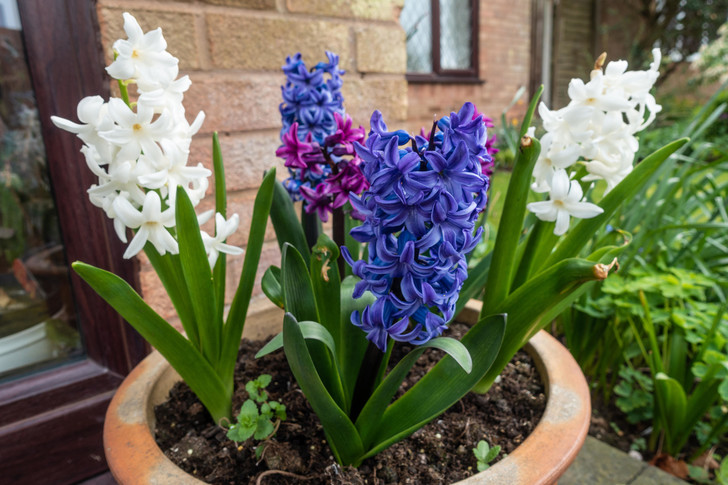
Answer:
405;0;482;84
0;1;148;483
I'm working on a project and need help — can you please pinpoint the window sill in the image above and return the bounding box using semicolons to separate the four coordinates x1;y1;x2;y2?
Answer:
406;73;486;85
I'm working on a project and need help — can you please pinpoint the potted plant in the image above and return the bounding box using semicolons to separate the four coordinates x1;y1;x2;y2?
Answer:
54;13;686;484
103;299;591;485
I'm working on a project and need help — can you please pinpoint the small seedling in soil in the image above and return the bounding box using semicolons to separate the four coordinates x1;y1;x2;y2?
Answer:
473;440;501;472
226;374;287;458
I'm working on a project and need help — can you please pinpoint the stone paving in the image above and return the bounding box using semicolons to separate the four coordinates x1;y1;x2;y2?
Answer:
560;436;689;484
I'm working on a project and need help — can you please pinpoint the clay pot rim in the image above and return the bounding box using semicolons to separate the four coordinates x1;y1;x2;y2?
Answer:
104;300;590;484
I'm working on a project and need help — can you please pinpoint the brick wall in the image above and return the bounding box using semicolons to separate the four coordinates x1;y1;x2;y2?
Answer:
551;0;597;108
405;0;532;133
95;0;408;330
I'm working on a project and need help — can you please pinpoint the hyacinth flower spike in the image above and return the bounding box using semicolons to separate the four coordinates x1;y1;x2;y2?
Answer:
54;13;277;424
272;52;369;264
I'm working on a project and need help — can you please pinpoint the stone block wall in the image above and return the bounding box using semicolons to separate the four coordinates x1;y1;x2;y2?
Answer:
95;0;408;329
405;0;532;133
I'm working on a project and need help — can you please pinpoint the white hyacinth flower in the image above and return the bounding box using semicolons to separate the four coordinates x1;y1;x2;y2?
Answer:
137;140;212;207
527;170;604;236
138;75;192;117
567;72;634;113
531;133;581;193
51;96;117;162
201;213;245;268
106;12;178;86
529;49;662;234
87;159;148;207
113;191;178;258
52;12;244;266
101;98;172;162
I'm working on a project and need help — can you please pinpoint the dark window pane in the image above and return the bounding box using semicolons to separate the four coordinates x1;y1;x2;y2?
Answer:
0;0;83;381
440;0;472;70
401;0;433;73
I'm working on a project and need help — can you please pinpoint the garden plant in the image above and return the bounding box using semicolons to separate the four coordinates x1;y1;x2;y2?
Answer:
52;12;276;425
260;48;687;466
558;80;728;480
50;11;703;481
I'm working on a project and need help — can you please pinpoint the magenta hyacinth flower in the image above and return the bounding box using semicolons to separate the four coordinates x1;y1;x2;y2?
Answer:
299;183;334;222
275;123;316;170
325;113;366;156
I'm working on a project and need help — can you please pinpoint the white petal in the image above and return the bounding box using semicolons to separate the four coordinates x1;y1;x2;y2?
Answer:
51;116;84;134
566;180;584;203
197;209;214;226
106;58;135;80
527;201;557;221
113;195;145;228
142;27;167;52
122;12;144;42
207;248;219;268
189;111;205;135
549;169;570;199
566;201;604;219
140;191;163;220
114;218;128;243
107;98;138;127
216;242;244;256
124;225;149;258
554;210;570;236
77;96;106;123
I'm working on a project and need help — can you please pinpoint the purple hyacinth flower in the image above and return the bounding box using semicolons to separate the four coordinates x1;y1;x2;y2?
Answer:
343;104;493;352
369;110;411;147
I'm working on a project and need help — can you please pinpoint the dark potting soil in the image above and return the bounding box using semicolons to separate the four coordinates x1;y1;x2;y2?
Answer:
154;323;546;484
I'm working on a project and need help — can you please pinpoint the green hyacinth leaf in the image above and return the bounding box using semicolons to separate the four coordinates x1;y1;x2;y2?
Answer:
175;185;219;368
282;312;364;465
360;314;505;461
270;179;310;267
255;321;337;359
262;266;284;309
73;262;231;423
355;337;472;448
221;168;276;388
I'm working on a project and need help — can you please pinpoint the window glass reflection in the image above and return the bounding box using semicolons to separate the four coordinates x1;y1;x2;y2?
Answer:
0;0;83;381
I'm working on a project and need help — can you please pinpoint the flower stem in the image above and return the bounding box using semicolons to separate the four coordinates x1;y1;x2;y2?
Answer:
350;340;387;421
333;206;345;279
301;205;319;250
118;79;131;108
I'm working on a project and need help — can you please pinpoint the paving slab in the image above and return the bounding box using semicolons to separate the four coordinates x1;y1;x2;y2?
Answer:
560;436;689;485
632;464;689;485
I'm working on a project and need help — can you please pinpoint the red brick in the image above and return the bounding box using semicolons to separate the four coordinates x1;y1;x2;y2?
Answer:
183;74;283;133
189;131;285;193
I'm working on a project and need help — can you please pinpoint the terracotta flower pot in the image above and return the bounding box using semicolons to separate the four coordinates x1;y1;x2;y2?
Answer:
104;301;590;484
